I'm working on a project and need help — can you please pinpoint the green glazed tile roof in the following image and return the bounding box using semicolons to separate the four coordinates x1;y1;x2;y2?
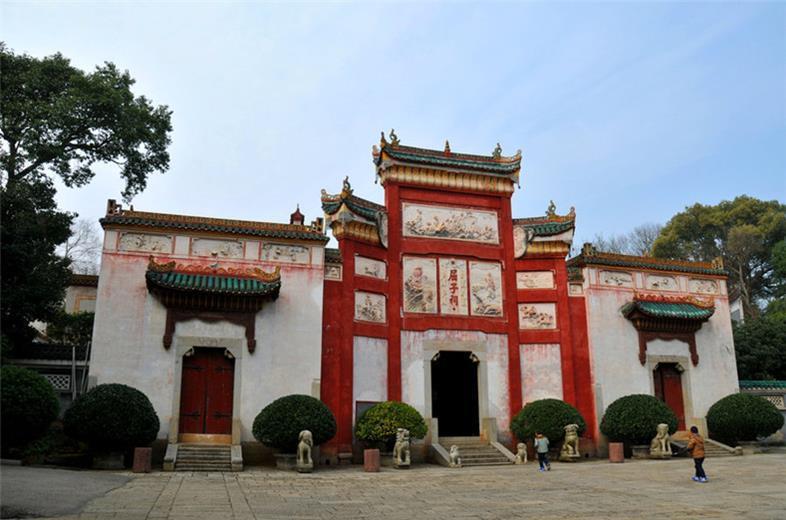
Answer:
567;246;726;276
739;380;786;389
514;218;575;237
622;300;715;320
375;143;521;176
146;270;281;296
325;248;342;264
321;195;384;221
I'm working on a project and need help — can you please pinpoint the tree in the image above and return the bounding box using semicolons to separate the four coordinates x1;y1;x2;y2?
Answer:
590;223;663;256
1;45;172;201
652;196;786;319
59;218;102;274
733;315;786;380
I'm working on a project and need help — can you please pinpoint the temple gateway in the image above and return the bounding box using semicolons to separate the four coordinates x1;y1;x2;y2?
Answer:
90;134;738;468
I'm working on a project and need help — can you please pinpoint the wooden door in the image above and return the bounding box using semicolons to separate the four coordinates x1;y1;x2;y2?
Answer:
653;364;685;430
179;348;234;435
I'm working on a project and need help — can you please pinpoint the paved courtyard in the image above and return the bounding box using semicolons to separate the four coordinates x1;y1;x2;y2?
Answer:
6;454;786;519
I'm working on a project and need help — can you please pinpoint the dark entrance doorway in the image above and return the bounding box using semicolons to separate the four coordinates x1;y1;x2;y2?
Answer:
431;351;479;436
179;348;235;435
653;363;685;430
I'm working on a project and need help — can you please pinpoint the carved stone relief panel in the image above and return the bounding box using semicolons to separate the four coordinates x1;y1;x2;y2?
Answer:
325;264;342;281
469;261;503;317
402;257;437;314
118;232;173;253
518;303;557;329
600;270;634;288
191;238;243;259
646;274;679;291
689;278;719;295
438;258;468;315
516;271;555;290
354;291;386;323
569;283;583;296
355;256;386;279
402;203;499;244
260;243;310;264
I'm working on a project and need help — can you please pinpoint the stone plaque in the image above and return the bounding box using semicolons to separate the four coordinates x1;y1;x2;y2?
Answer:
354;291;386;323
402;257;437;314
600;270;633;288
469;261;503;317
191;238;243;258
261;243;310;264
646;275;678;291
118;233;172;253
402;203;499;244
439;258;468;315
689;278;719;295
355;256;386;279
325;264;342;281
569;283;583;295
518;303;557;329
517;271;554;289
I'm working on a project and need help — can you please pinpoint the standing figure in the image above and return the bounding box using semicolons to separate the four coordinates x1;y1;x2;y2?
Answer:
686;426;708;482
534;432;551;472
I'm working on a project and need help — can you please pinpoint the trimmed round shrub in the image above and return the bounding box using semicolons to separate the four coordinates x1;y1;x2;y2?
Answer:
64;384;159;450
600;394;678;445
510;398;586;444
1;366;60;448
707;393;784;445
253;394;336;453
354;401;427;449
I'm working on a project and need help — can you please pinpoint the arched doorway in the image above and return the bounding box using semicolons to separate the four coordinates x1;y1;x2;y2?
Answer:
179;347;235;438
431;351;479;437
653;363;685;430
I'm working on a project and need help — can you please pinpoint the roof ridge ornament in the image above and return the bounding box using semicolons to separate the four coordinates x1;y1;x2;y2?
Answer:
389;129;400;146
546;200;557;218
444;140;451;154
492;143;502;159
341;176;353;198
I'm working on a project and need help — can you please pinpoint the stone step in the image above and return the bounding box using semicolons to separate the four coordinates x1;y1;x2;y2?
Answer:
175;465;233;472
462;461;513;467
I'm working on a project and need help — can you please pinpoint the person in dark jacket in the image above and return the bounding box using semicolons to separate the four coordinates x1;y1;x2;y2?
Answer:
686;426;707;482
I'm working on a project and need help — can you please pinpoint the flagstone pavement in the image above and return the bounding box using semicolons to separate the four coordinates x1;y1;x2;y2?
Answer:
21;454;786;519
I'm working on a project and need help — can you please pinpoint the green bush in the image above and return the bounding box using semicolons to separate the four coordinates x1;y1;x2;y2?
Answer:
354;401;427;449
600;394;678;445
1;366;60;449
510;398;586;445
707;393;784;445
253;394;336;453
64;384;159;450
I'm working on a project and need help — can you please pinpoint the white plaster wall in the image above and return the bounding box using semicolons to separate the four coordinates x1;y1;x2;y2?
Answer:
692;298;739;417
520;344;563;404
352;336;388;421
400;330;510;436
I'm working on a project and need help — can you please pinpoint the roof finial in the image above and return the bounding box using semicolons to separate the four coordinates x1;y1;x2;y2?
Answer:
546;200;557;218
444;140;451;154
380;131;388;147
341;176;353;198
492;142;502;159
389;129;400;146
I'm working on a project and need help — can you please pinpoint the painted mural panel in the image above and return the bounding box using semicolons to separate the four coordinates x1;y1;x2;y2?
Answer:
438;258;468;315
518;303;557;329
260;243;310;264
353;336;388;416
355;256;386;279
402;257;437;314
520;344;564;403
469;261;503;316
689;278;719;295
516;271;554;289
402;203;499;244
354;291;386;323
118;233;173;253
325;264;342;281
600;270;634;288
191;238;243;258
646;274;679;291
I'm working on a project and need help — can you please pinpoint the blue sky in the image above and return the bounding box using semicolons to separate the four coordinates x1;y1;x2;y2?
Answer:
3;1;785;246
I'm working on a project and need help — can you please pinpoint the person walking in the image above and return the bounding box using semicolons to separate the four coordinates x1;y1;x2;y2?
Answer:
686;426;707;482
534;432;551;472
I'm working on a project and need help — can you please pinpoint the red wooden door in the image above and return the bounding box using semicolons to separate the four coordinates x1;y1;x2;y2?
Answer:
179;349;234;435
654;364;685;430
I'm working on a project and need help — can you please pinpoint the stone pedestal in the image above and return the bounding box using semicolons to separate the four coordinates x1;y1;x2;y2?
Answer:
132;447;152;473
364;449;380;472
559;452;580;462
608;442;624;463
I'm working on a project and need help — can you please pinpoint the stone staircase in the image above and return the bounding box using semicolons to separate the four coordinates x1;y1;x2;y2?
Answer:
175;444;233;471
439;437;513;467
671;431;742;458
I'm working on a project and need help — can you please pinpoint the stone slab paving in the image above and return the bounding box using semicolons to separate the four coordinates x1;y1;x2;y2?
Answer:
42;454;786;519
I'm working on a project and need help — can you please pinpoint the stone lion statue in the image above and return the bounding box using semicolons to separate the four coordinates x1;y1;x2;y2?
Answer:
515;442;527;464
560;423;580;458
449;445;462;468
649;423;672;458
296;430;313;472
393;428;411;468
